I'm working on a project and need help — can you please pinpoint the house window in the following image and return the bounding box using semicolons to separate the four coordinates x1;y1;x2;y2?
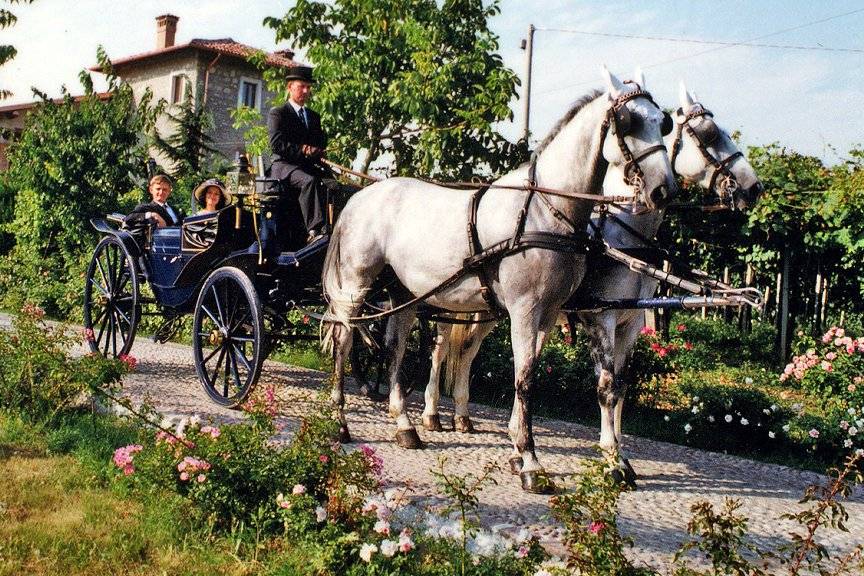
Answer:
171;74;187;104
238;77;262;110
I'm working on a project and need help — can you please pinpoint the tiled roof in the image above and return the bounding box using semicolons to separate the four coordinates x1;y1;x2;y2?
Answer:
0;92;113;115
89;39;295;71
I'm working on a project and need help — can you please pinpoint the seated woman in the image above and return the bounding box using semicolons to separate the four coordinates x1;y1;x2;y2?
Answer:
182;178;231;251
193;178;231;213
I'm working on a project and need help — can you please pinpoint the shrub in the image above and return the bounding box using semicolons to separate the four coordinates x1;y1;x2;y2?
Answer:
0;303;127;422
781;326;864;406
550;453;654;575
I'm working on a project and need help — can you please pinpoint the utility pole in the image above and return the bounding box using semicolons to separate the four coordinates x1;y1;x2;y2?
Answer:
521;24;535;142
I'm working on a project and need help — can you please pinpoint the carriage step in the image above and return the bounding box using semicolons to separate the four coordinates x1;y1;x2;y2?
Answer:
275;235;330;267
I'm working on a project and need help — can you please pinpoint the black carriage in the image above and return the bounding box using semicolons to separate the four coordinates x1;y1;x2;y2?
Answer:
84;165;431;407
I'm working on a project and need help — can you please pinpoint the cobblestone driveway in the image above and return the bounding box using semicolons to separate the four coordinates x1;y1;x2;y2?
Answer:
116;337;863;574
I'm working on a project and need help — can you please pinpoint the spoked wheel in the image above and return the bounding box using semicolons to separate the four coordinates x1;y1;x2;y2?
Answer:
351;316;433;400
192;267;265;407
83;236;140;357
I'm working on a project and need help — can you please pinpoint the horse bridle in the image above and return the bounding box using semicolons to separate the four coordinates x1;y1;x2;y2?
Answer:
670;104;744;208
601;86;673;192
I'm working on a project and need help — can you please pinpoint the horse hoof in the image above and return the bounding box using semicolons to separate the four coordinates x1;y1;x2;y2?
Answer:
395;428;425;449
454;415;475;433
360;385;388;402
609;467;637;489
622;458;638;484
338;425;352;444
422;414;444;432
520;470;555;494
508;456;524;475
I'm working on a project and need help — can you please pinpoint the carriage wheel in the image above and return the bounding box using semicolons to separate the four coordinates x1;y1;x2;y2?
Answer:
192;267;265;408
351;317;433;400
83;236;140;358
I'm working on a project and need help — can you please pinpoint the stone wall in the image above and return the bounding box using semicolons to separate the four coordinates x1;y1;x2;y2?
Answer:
117;50;278;172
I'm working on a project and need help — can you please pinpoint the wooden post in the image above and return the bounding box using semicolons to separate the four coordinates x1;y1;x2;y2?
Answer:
777;245;792;364
521;24;535;142
814;267;823;335
722;266;731;322
820;273;830;331
738;263;754;335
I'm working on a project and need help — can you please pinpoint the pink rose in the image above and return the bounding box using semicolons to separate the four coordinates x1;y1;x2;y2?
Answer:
588;521;605;534
292;484;306;495
180;472;189;481
319;454;329;464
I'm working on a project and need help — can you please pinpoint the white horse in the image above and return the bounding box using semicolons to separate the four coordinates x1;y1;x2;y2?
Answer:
322;68;677;493
421;78;763;484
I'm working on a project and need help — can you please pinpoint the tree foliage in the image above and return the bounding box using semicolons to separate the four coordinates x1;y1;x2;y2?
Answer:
261;0;527;178
0;0;35;100
0;47;159;315
151;80;218;180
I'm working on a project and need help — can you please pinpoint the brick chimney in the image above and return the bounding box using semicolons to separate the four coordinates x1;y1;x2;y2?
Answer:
156;14;179;50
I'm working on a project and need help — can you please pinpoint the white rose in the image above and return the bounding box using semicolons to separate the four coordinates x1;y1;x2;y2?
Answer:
380;539;398;558
359;543;377;563
741;418;749;426
684;423;692;434
725;415;733;423
315;506;327;522
768;431;776;439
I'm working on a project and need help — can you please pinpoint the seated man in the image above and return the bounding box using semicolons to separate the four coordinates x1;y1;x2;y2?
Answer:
124;174;184;228
267;65;330;245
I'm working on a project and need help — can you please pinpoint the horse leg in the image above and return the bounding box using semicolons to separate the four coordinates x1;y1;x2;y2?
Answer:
611;313;646;484
385;308;424;449
583;314;634;486
422;322;451;432
508;312;556;494
328;321;355;443
450;318;495;433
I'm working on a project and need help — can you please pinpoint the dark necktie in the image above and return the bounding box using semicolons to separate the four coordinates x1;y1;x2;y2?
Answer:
298;107;308;128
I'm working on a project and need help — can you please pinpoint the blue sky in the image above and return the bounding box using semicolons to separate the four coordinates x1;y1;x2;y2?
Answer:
3;0;862;164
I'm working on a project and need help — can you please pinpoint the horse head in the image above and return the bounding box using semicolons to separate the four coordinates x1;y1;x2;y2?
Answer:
668;81;763;211
600;67;677;210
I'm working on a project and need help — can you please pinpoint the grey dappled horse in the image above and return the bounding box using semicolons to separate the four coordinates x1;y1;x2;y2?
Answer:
422;78;763;484
321;68;677;493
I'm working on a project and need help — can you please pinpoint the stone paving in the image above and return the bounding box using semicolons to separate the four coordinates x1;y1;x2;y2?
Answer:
110;336;863;574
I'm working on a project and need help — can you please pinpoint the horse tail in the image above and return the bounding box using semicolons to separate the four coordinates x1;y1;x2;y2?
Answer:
321;223;347;356
443;315;477;396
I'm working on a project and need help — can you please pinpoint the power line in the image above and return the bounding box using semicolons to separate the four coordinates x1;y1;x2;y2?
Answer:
537;7;864;96
538;28;864;55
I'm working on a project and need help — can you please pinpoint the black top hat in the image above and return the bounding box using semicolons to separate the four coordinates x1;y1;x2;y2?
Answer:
285;66;315;84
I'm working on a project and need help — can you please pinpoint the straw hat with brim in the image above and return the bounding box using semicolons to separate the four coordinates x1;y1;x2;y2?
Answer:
285;66;315;84
193;178;231;206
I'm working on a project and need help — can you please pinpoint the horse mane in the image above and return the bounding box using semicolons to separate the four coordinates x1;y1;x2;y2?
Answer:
533;89;604;157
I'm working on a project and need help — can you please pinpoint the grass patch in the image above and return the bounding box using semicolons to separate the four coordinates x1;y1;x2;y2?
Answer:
0;417;262;576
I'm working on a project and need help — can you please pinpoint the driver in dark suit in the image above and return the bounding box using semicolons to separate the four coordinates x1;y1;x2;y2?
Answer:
267;65;330;244
124;174;184;228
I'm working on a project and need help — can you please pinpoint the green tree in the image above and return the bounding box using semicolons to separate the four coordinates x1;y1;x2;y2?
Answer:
0;47;160;315
0;0;35;100
261;0;526;178
151;80;218;179
150;80;220;210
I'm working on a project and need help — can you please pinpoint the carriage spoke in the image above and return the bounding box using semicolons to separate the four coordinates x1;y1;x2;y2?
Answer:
211;284;226;326
229;335;256;343
95;256;111;293
229;309;250;334
200;304;221;327
228;346;242;392
222;348;231;396
110;311;118;357
231;343;252;372
210;346;227;388
202;344;222;364
114;306;132;328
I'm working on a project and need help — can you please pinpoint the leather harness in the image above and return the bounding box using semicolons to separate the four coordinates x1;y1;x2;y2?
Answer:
344;88;669;323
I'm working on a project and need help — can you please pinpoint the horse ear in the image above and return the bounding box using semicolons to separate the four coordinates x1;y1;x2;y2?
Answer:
689;90;700;104
678;81;694;108
634;67;646;89
602;65;625;97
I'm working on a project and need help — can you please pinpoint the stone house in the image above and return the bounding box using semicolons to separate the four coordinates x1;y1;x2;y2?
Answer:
90;14;296;167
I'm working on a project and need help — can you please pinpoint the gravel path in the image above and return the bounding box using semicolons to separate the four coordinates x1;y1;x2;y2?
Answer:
108;334;864;574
